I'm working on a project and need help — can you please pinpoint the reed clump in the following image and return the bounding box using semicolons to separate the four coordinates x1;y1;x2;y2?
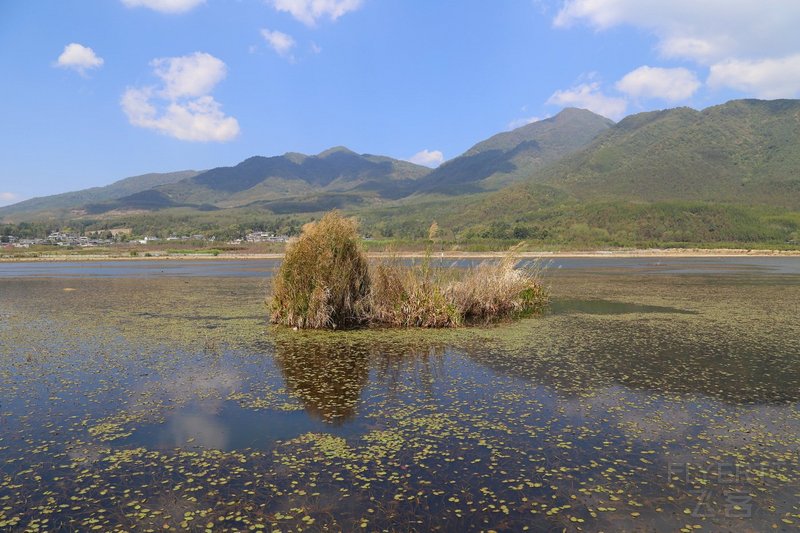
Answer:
269;212;548;329
269;211;370;329
368;247;547;327
369;260;462;327
447;245;549;322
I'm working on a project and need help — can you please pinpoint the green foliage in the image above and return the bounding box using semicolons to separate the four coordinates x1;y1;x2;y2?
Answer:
358;191;800;249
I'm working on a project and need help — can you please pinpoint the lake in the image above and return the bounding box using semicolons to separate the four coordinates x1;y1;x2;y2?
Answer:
1;257;799;531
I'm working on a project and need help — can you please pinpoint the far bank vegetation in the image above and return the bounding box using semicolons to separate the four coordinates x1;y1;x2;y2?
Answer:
269;211;548;329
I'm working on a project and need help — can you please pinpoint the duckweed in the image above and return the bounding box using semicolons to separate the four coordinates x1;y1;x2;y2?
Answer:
0;264;799;530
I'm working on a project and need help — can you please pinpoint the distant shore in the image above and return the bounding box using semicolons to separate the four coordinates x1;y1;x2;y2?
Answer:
2;248;800;263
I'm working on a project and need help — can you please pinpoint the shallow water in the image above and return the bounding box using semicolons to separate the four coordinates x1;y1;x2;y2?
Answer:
1;258;799;531
2;255;800;278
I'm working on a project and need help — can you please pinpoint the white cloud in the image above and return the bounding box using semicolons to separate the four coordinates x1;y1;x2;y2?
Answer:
708;54;800;99
151;52;227;99
55;43;104;75
0;192;19;206
553;0;800;64
121;53;239;142
121;0;205;13
507;116;543;130
546;82;627;120
122;89;239;141
408;149;444;168
261;29;296;59
553;1;800;101
616;66;700;101
268;0;363;26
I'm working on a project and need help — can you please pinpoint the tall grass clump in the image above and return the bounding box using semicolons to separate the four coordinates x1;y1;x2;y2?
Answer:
270;211;370;329
369;258;462;327
448;245;548;322
368;245;548;327
269;210;548;329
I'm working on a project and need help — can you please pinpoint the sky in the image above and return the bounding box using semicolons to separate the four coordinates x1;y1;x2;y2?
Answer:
2;0;800;206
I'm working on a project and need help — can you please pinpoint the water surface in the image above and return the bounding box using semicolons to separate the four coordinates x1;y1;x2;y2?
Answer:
1;258;799;531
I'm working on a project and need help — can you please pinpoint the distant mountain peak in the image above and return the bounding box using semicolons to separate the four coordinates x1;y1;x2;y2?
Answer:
410;106;615;195
534;98;800;208
283;151;308;164
318;146;356;157
0;169;199;221
554;107;603;116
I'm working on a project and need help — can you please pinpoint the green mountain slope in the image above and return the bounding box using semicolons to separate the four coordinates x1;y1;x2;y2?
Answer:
413;108;614;194
535;99;800;208
358;100;800;246
5;98;800;248
0;170;199;221
156;147;430;207
82;190;218;215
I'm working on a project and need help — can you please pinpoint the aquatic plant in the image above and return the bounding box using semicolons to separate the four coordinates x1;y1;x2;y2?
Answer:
270;212;548;329
448;245;549;322
369;248;547;327
5;265;800;531
368;258;462;327
270;211;370;329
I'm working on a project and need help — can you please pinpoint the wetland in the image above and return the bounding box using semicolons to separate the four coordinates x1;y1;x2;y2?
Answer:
1;257;799;531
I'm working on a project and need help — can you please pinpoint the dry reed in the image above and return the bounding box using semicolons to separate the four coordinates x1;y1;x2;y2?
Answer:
269;211;370;329
270;212;548;329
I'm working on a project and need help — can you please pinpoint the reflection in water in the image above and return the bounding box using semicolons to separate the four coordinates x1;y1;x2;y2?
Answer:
273;335;449;423
273;337;371;423
372;342;448;402
3;266;800;531
463;318;800;404
107;364;241;448
164;412;230;449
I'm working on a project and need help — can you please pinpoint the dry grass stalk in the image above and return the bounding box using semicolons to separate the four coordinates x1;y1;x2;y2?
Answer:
269;211;370;329
270;212;548;329
446;244;548;323
368;260;461;328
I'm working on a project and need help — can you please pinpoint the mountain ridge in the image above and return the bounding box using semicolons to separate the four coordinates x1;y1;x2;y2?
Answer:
4;98;800;248
532;99;800;208
0;170;200;220
412;107;614;194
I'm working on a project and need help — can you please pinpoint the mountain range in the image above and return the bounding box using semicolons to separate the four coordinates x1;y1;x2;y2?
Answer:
3;99;800;246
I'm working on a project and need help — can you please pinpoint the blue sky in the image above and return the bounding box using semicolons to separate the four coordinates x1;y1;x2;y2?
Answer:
2;0;800;205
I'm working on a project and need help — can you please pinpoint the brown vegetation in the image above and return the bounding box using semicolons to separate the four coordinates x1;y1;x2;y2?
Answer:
269;211;548;329
269;212;370;329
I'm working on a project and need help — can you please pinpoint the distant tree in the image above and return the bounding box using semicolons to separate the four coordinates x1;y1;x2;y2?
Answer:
512;225;530;239
428;221;440;242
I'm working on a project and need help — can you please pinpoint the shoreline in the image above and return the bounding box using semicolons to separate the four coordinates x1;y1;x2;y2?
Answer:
2;248;800;263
